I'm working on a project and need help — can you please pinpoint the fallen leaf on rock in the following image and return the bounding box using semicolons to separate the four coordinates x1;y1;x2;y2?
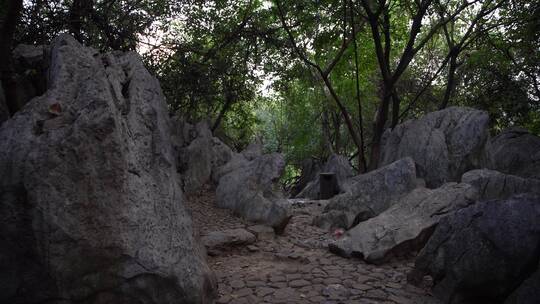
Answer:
48;103;62;116
333;228;345;239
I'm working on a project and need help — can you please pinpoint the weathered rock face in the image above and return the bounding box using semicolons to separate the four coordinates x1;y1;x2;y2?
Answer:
296;154;355;200
313;157;419;230
242;140;264;160
462;169;540;200
487;127;540;180
216;152;290;233
0;35;216;303
410;194;540;304
329;183;478;263
175;120;233;194
380;106;490;188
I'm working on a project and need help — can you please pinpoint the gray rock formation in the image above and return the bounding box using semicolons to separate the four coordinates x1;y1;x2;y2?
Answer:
202;229;256;250
380;106;490;188
313;158;419;230
216;152;290;233
329;183;478;263
296;154;355;200
212;152;250;183
175;120;233;194
486;127;540;180
462;169;540;200
410;194;540;304
242;140;264;160
0;35;216;304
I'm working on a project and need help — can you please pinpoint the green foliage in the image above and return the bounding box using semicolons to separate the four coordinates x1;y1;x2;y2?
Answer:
12;0;540;165
219;99;261;149
280;164;301;191
17;0;170;50
451;0;540;133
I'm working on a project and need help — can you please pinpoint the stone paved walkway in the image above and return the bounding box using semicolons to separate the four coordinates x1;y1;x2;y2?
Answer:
186;186;440;304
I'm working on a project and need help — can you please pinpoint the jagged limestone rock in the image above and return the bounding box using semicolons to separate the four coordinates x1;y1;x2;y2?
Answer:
380;106;490;188
216;152;290;233
486;127;540;180
0;35;216;304
410;194;540;304
313;158;419;230
176;121;233;194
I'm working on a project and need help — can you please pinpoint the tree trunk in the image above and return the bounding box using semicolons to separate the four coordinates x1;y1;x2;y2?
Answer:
349;0;367;172
391;90;402;128
0;0;24;115
440;53;458;109
212;93;234;132
332;111;341;154
368;90;391;171
322;109;335;155
69;0;84;42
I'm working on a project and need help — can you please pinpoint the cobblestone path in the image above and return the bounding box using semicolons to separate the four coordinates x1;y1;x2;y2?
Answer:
186;187;440;304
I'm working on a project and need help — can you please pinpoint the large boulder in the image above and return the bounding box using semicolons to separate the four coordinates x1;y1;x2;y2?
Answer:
410;194;540;304
462;169;540;200
0;35;216;304
486;127;540;180
313;157;419;230
380;106;489;188
329;183;478;263
296;154;355;199
175;120;233;194
216;152;290;233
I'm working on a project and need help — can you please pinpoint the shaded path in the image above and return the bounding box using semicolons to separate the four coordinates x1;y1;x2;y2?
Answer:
186;186;439;304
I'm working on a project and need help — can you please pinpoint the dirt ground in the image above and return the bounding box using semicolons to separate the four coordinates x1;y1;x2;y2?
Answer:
186;186;440;304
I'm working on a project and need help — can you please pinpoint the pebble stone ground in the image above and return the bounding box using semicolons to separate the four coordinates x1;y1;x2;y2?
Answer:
186;186;440;304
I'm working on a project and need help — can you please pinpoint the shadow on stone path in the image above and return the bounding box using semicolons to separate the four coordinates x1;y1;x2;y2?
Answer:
186;186;440;304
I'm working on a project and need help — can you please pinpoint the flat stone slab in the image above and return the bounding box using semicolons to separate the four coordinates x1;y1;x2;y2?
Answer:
202;228;256;250
247;225;275;240
329;183;478;263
